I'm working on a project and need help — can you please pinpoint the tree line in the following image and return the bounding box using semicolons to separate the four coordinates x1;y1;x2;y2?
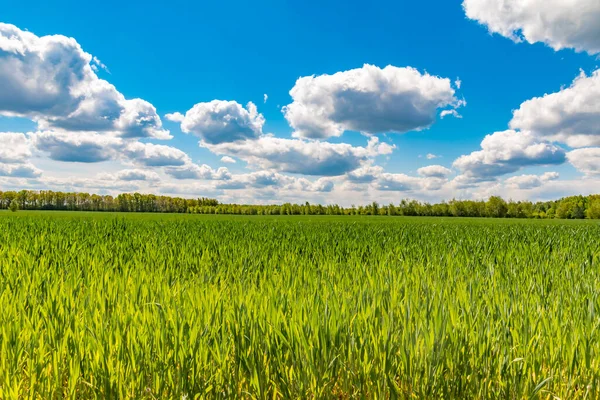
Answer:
0;189;599;219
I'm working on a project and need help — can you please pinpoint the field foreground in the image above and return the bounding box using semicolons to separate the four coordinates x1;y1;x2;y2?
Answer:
1;212;600;399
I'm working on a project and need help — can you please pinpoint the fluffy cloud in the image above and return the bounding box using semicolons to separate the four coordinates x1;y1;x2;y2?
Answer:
346;165;385;183
345;164;449;192
373;173;447;192
165;163;231;180
40;176;140;192
510;70;600;148
203;136;394;176
0;162;41;178
123;142;191;167
179;100;264;144
0;23;169;139
31;130;122;163
453;130;566;179
463;0;600;55
417;165;452;178
283;64;463;139
220;156;236;164
100;169;161;182
0;131;40;178
504;172;559;189
374;173;425;191
567;148;600;176
216;171;334;192
165;112;185;123
0;132;31;163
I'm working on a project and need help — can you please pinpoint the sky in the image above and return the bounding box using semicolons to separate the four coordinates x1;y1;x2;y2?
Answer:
1;0;600;206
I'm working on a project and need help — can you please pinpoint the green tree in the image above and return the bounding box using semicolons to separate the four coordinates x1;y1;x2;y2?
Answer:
586;197;600;219
9;199;19;212
486;196;508;218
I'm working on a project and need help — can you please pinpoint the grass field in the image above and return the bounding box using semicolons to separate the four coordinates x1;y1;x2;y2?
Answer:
1;211;600;399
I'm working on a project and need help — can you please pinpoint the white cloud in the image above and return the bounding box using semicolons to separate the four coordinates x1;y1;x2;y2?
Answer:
31;130;122;163
40;176;140;192
567;148;600;176
99;169;161;182
0;162;41;178
510;70;600;148
179;100;264;144
374;173;447;192
263;94;268;103
0;132;31;163
453;130;566;179
440;109;462;119
92;56;109;73
283;64;463;139
463;0;600;55
165;163;231;180
123;142;191;167
504;172;559;189
346;164;385;183
216;171;334;192
0;23;169;139
220;156;236;164
165;112;185;123
417;165;452;178
345;164;449;192
202;136;394;176
426;153;440;160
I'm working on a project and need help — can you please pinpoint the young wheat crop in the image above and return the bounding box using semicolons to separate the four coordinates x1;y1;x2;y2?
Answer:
0;212;599;399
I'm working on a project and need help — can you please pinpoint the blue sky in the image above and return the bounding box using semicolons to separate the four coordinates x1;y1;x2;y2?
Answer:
1;0;599;204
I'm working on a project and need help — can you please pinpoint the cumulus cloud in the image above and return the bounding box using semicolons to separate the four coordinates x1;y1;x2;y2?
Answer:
374;173;424;191
510;70;600;148
99;169;161;182
165;163;231;180
220;156;236;164
179;100;264;144
0;162;41;178
263;94;268;103
344;164;449;192
463;0;600;55
0;23;169;139
417;165;453;178
0;132;31;163
346;164;385;183
165;112;185;123
123;142;190;167
504;172;560;189
372;173;446;192
567;148;600;176
453;130;566;179
426;153;440;160
216;171;334;192
31;130;122;163
40;176;140;192
202;136;394;176
0;131;41;178
283;64;463;139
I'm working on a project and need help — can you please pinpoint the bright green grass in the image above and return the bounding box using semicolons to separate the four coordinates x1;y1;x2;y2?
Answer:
1;212;599;399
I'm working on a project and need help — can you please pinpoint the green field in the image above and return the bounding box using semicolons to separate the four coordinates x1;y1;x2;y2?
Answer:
1;212;600;399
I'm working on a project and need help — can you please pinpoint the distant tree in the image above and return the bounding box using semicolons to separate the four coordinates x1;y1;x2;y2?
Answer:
586;197;600;219
9;199;19;212
486;196;508;218
1;189;600;218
